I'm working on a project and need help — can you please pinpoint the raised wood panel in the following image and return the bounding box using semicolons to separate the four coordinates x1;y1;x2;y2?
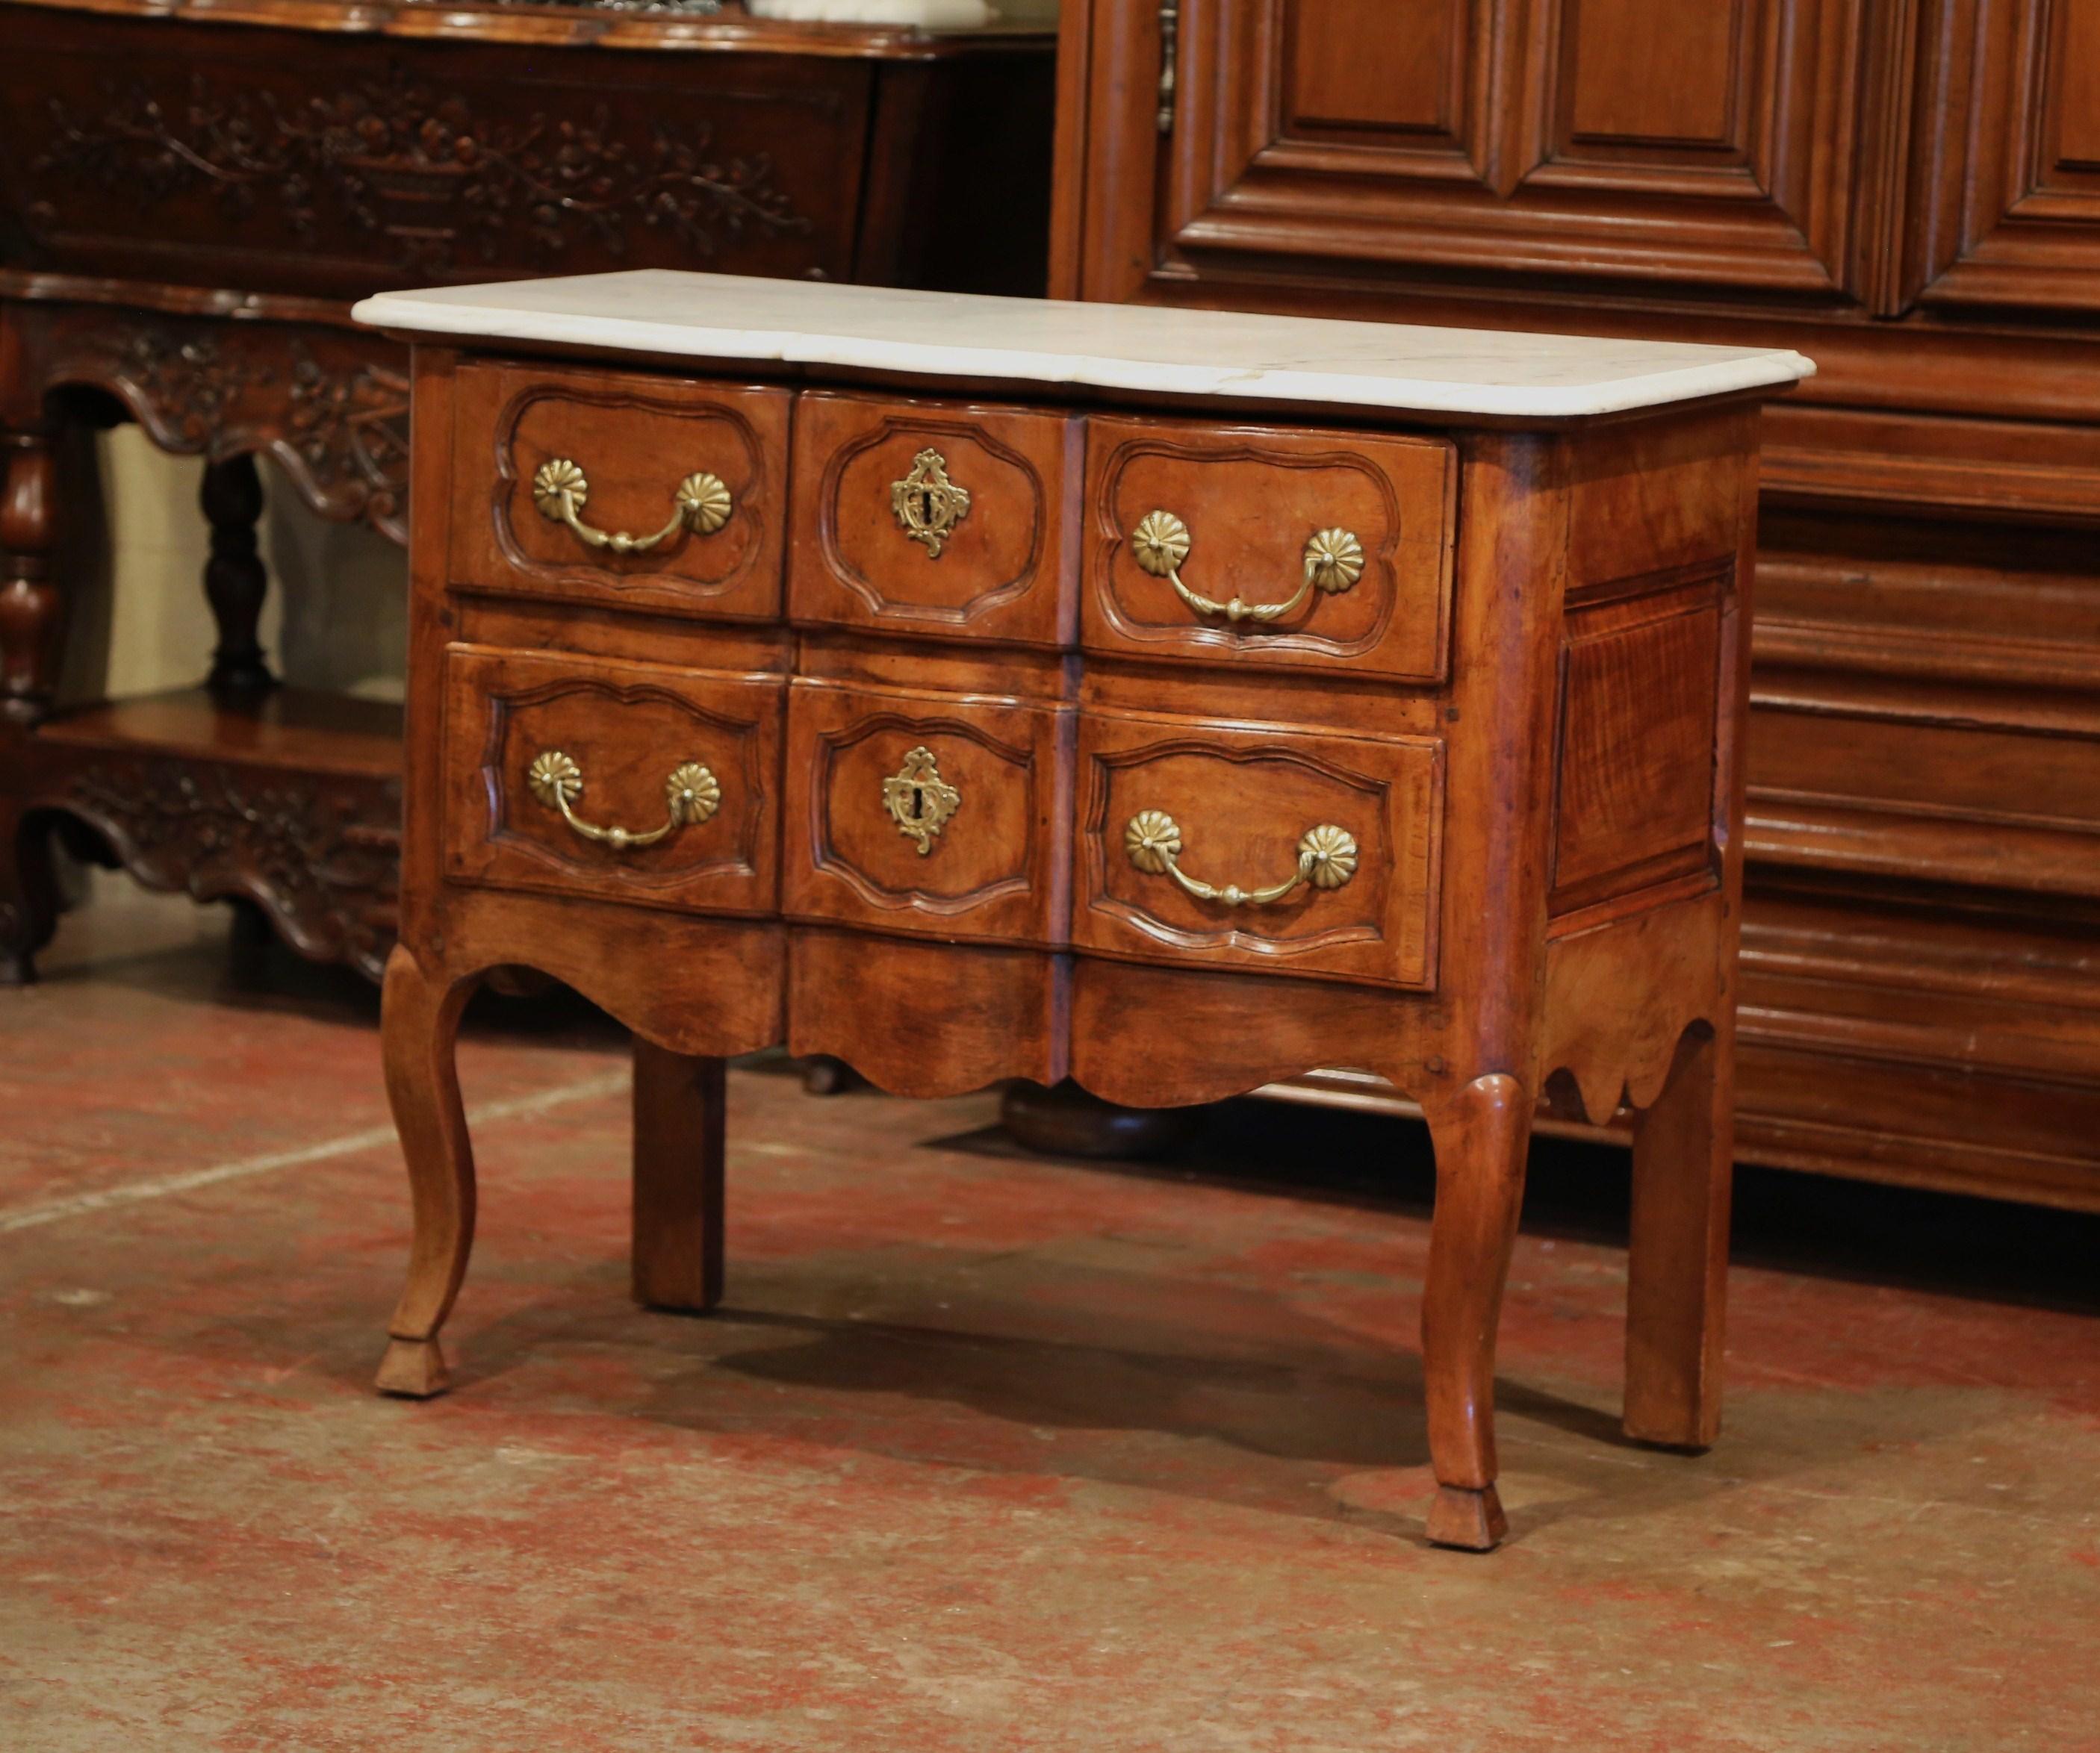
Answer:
2051;1;2100;165
450;361;789;621
1162;0;1881;298
1082;414;1456;681
441;647;783;917
1552;574;1724;909
1559;0;1745;151
788;391;1078;648
1903;0;2100;311
782;676;1073;946
1073;709;1444;988
1283;0;1476;141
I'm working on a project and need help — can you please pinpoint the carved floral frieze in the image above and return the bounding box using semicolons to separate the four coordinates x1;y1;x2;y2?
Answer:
27;67;813;273
46;322;412;542
65;759;402;983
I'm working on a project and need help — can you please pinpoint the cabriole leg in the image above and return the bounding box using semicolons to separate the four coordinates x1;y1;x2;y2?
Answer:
1625;1021;1733;1448
631;1040;727;1313
1420;1071;1533;1551
376;944;480;1399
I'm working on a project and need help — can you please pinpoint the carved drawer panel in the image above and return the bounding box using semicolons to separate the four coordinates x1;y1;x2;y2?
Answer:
450;361;789;620
789;391;1078;647
1074;709;1444;988
443;647;783;916
1082;417;1456;681
782;678;1073;946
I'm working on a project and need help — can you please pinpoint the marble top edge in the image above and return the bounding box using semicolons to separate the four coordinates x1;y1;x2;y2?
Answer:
352;270;1815;419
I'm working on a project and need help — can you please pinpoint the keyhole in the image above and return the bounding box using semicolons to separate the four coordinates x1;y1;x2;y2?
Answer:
907;785;925;821
918;489;936;526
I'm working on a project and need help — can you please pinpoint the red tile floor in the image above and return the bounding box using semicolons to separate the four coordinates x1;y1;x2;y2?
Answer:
3;879;2097;1750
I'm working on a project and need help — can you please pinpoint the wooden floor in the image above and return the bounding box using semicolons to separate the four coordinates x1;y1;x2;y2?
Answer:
2;879;2097;1751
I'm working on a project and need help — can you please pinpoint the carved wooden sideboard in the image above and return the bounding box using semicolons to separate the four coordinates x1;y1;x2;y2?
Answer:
1050;0;2100;1212
0;0;1053;982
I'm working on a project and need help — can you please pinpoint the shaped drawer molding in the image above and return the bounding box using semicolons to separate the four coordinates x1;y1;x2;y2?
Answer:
783;677;1074;946
450;360;789;620
1074;709;1444;988
789;390;1078;647
1083;415;1455;681
442;646;783;916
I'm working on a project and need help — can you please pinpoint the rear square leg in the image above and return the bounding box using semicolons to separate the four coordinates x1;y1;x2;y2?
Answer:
631;1039;727;1313
1625;1021;1733;1448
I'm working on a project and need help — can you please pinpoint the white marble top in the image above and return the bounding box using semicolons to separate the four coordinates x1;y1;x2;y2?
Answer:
353;270;1814;420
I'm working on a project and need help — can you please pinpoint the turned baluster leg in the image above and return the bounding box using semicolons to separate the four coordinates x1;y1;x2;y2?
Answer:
0;428;63;986
201;453;273;697
376;944;480;1399
1625;1021;1733;1448
631;1039;727;1313
1420;1071;1533;1551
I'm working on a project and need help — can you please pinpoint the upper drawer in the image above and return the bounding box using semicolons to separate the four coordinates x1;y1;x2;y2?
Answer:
450;361;789;621
442;645;783;918
789;391;1076;647
1083;417;1455;682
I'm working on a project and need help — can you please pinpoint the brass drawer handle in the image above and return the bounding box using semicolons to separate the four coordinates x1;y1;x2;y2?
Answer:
1131;511;1364;625
531;458;733;555
526;750;721;851
1124;809;1358;907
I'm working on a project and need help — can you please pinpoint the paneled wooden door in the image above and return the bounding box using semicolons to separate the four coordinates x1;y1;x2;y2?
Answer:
1057;0;1906;308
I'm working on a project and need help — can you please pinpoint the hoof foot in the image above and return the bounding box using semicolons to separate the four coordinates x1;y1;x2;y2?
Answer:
376;1337;450;1398
1426;1483;1508;1551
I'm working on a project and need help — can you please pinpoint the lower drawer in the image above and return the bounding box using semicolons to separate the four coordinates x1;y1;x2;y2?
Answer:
441;646;783;915
1072;709;1444;988
782;678;1072;945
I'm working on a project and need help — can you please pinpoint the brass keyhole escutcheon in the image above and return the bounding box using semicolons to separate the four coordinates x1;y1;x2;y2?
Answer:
889;448;972;559
880;744;960;856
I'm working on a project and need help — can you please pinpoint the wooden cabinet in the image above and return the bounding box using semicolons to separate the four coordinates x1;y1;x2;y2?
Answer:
1054;0;2100;1210
359;269;1805;1548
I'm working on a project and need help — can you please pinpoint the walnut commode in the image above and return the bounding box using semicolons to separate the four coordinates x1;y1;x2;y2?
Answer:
355;271;1811;1550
